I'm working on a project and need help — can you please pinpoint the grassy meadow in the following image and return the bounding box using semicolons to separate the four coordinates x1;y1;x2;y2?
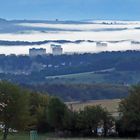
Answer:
0;133;47;140
0;133;138;140
46;71;140;85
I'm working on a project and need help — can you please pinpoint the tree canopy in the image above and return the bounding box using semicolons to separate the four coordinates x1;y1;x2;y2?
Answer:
117;85;140;137
0;81;30;140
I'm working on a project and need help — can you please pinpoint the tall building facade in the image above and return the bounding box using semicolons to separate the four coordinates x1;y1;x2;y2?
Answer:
51;44;63;55
29;48;46;57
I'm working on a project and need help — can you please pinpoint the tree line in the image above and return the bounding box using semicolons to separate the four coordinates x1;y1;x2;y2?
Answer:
1;51;140;84
0;81;140;139
25;83;129;101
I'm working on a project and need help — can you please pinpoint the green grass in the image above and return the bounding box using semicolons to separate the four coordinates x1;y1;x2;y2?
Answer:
45;71;140;85
0;133;48;140
45;71;106;84
0;133;136;140
0;133;138;140
0;133;28;140
0;134;138;140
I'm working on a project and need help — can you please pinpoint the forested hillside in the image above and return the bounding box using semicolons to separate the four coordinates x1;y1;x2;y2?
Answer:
23;83;129;101
0;51;140;84
0;51;139;101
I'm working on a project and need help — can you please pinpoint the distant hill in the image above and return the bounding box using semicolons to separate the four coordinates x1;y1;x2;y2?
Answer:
24;83;129;102
0;18;90;24
0;19;91;33
10;19;90;24
0;51;140;85
0;51;135;101
0;18;8;22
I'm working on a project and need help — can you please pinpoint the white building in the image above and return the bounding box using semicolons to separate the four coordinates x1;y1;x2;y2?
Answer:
29;48;46;57
96;42;108;47
51;44;63;55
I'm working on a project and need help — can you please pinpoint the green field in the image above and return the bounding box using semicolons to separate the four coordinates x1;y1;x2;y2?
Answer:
46;71;140;85
0;133;46;140
46;71;108;84
0;133;138;140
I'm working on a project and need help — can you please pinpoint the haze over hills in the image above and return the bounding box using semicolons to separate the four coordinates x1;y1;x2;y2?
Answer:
0;18;140;54
0;18;139;101
1;1;140;138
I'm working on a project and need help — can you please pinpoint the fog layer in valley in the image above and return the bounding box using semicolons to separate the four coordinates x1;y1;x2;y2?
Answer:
0;20;140;55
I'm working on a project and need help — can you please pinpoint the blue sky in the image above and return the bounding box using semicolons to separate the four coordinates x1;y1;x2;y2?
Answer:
0;0;140;20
